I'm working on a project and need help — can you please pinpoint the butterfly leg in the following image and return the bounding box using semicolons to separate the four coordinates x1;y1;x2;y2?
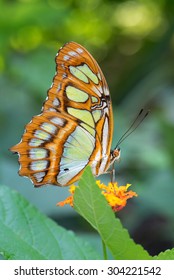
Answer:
110;163;115;183
104;163;115;183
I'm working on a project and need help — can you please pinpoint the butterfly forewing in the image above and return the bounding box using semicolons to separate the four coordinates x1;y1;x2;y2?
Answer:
11;42;113;186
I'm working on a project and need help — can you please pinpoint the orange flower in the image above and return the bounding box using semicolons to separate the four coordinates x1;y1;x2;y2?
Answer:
57;185;75;207
57;181;137;212
96;181;137;212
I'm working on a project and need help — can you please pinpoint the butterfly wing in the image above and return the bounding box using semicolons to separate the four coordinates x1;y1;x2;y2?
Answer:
10;42;113;186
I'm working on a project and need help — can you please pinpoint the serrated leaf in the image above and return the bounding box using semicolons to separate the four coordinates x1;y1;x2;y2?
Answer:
74;166;152;260
154;248;174;260
0;185;101;260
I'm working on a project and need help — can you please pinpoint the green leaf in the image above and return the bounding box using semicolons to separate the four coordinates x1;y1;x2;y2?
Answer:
154;248;174;260
74;166;152;260
0;185;101;260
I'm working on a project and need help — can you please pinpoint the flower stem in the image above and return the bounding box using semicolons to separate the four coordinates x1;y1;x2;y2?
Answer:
102;239;108;260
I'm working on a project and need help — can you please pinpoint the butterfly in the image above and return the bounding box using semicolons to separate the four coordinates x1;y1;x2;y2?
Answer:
10;42;121;187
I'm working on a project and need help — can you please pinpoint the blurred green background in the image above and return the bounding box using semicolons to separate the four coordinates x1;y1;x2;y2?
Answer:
1;0;174;257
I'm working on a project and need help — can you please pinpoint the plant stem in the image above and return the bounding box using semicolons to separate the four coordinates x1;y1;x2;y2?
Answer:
102;239;108;260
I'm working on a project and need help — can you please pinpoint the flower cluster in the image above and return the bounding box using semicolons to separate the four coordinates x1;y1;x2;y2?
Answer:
97;181;137;211
57;181;137;212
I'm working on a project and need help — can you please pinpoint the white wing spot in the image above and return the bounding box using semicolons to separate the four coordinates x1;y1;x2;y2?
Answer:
53;97;60;107
41;122;57;134
57;84;61;92
29;138;44;147
30;160;48;171
62;73;67;79
104;86;110;96
29;148;48;160
92;85;101;97
76;48;83;54
50;117;65;126
33;172;46;183
98;85;103;94
97;72;102;80
64;55;70;61
48;108;57;112
68;51;78;57
34;130;51;141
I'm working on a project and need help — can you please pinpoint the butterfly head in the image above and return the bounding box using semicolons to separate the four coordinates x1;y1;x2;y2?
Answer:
110;147;121;165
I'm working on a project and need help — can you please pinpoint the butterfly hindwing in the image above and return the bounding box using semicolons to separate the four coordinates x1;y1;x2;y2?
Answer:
10;42;113;186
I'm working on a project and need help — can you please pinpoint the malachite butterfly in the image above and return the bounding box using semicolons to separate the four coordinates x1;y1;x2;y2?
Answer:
10;42;121;187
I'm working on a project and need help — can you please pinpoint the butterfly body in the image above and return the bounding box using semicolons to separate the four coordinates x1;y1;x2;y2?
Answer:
11;42;120;187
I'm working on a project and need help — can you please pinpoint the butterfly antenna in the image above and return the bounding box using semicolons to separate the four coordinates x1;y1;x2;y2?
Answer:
115;109;149;149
